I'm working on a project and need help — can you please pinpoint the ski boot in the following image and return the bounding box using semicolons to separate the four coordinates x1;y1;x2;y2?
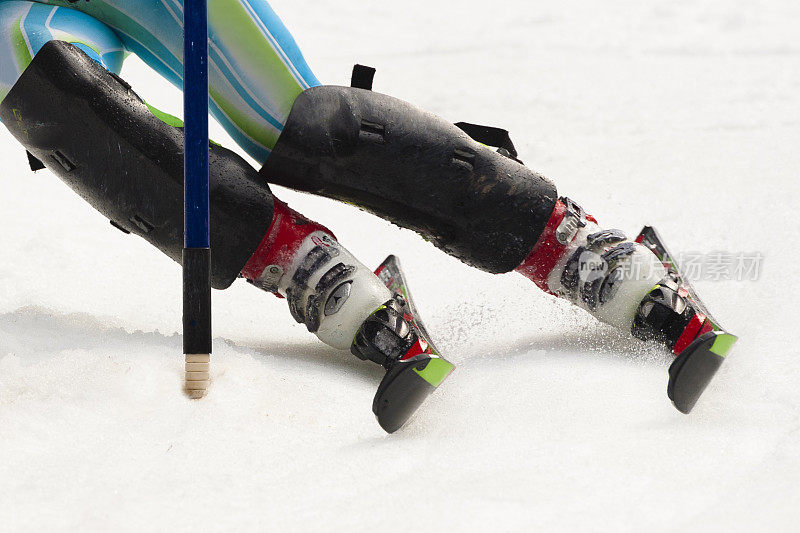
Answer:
515;198;737;413
240;201;454;433
257;64;735;412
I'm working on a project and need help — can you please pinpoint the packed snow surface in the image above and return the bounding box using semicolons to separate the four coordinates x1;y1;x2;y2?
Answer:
1;1;798;530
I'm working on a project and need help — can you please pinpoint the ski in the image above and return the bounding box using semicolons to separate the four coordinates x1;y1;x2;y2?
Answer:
636;226;737;413
372;255;455;432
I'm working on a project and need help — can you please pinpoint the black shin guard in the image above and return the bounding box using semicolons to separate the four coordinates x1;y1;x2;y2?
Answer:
1;41;273;289
259;84;558;273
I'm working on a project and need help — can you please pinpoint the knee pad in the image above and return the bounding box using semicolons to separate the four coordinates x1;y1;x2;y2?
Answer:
0;41;273;289
259;81;558;274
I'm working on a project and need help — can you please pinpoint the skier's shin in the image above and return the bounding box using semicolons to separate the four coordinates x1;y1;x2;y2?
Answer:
259;85;558;274
0;40;273;289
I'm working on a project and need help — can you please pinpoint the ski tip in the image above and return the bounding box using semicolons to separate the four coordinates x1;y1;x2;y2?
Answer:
668;331;736;414
373;356;455;433
375;254;400;275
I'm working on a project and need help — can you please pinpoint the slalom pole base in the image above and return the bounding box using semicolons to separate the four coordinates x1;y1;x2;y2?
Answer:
183;247;211;399
184;353;210;399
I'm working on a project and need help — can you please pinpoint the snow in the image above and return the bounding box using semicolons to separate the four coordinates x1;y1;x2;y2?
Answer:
1;0;798;530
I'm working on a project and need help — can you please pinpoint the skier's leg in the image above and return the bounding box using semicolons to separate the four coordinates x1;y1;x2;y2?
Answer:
1;40;447;431
257;81;702;358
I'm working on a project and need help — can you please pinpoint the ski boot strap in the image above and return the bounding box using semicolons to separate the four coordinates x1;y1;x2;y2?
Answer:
515;197;596;293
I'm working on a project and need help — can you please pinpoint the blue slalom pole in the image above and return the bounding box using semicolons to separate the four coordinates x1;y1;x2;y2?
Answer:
183;0;211;398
